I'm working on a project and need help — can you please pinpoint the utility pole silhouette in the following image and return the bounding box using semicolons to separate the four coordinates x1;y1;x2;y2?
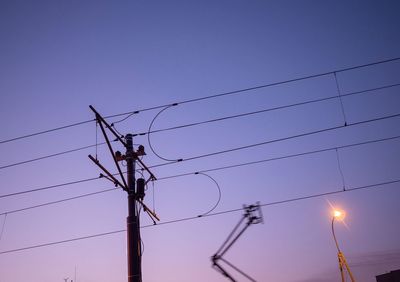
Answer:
88;106;159;282
212;203;263;282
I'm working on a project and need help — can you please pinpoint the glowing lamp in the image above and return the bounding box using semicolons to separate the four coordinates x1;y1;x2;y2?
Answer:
332;209;346;221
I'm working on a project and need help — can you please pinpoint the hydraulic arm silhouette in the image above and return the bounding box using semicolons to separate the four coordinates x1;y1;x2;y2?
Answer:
212;203;263;282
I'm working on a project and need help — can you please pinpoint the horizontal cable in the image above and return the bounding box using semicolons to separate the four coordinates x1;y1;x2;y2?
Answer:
1;133;399;216
134;82;400;137
1;82;398;171
1;57;399;145
149;113;400;169
0;229;126;255
0;142;108;170
0;188;118;216
169;57;400;107
1;114;399;200
0;119;94;145
156;134;400;181
0;177;398;255
0;177;99;199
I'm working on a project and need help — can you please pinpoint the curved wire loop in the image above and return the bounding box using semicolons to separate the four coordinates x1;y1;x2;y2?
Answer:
195;172;222;217
147;104;181;162
110;110;140;125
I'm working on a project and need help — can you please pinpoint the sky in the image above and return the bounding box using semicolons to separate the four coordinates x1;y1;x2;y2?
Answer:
0;1;400;281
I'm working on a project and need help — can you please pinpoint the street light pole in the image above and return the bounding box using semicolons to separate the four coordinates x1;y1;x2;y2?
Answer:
331;211;356;282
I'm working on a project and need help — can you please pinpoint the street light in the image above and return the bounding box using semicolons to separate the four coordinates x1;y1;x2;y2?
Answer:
331;209;356;282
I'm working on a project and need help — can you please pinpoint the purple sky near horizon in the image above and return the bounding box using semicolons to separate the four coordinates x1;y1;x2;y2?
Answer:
0;1;400;282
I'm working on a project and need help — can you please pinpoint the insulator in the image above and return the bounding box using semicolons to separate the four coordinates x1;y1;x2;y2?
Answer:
137;178;145;200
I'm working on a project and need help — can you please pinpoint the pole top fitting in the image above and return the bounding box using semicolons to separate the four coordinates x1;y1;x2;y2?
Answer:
125;133;133;150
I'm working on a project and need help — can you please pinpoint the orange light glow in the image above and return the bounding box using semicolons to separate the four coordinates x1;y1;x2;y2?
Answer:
332;209;346;221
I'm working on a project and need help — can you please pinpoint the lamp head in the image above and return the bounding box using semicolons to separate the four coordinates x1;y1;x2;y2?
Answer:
332;209;346;221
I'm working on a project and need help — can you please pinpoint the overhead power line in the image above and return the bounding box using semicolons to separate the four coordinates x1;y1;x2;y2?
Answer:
0;177;398;255
1;114;399;200
0;229;126;255
117;56;400;124
0;120;94;145
148;113;400;169
1;56;399;145
0;177;99;199
2;82;398;172
135;83;400;137
1;132;399;214
0;142;109;170
0;188;117;216
156;134;400;181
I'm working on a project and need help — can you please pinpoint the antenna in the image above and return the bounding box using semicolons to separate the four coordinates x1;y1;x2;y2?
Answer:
88;105;159;282
211;203;263;282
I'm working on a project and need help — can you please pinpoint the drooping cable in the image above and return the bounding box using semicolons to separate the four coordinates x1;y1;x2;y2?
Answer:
143;178;400;226
147;104;182;162
110;122;125;140
195;172;222;217
111;110;140;125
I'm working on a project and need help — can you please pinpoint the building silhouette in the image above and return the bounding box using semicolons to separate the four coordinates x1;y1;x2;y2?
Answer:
376;269;400;282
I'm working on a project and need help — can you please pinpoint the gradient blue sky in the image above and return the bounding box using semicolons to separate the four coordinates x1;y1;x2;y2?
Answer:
0;1;400;282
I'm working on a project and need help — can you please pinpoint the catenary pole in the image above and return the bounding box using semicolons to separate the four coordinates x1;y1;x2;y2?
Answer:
126;134;141;282
88;106;158;282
